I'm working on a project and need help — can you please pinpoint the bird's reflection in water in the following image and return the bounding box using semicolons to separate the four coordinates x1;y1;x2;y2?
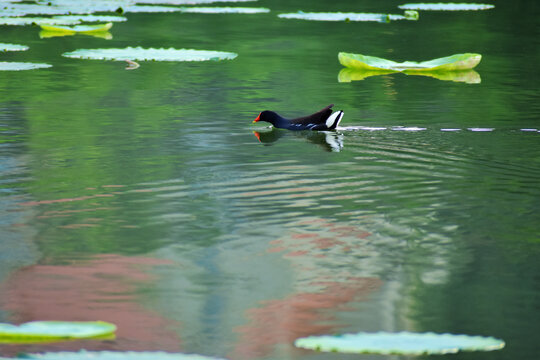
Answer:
253;128;344;152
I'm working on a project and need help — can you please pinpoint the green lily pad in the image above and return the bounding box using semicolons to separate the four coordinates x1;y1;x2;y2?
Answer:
177;6;269;13
0;43;29;52
53;15;127;22
0;62;52;71
39;22;113;34
0;17;81;26
278;11;418;22
0;351;226;360
62;47;238;61
399;3;495;10
0;321;116;342
339;52;481;71
294;332;505;355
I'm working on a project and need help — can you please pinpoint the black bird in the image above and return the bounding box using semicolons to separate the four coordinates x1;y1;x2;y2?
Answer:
253;104;344;131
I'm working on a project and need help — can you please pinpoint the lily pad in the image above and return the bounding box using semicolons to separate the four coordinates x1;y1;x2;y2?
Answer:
294;332;505;355
278;11;418;22
0;43;29;52
0;321;116;342
52;15;127;23
399;3;495;11
177;6;269;13
62;47;238;61
39;22;113;34
338;52;481;71
0;62;52;71
0;351;227;360
0;17;81;26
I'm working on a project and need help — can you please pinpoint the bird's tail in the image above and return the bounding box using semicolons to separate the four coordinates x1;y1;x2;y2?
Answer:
326;110;344;129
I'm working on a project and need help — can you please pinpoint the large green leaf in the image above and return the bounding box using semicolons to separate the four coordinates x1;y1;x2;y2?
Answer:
62;47;238;61
399;3;495;11
0;62;52;71
294;332;505;355
339;52;481;71
0;321;116;342
0;351;227;360
0;43;29;52
278;11;418;22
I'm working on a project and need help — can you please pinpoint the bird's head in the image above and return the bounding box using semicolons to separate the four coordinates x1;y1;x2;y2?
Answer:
253;111;279;125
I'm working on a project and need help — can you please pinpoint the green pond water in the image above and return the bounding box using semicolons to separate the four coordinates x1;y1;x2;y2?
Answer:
0;0;539;359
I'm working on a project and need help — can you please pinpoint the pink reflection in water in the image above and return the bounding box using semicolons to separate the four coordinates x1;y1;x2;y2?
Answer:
0;254;181;355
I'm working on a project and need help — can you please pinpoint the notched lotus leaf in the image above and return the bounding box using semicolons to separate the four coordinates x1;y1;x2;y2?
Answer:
2;351;228;360
0;17;80;26
177;6;269;13
39;22;113;34
62;47;238;61
0;321;116;342
399;3;494;10
278;11;418;22
0;43;29;52
339;52;481;71
0;62;52;71
294;332;505;355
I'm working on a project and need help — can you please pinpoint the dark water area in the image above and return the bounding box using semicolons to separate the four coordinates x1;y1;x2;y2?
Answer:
0;1;539;359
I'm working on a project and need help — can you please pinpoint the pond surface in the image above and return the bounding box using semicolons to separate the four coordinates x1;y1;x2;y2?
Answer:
0;0;539;359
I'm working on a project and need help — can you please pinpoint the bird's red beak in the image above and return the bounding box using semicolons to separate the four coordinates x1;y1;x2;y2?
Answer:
253;113;261;123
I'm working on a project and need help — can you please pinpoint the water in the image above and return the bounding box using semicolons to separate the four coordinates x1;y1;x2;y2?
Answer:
0;1;539;359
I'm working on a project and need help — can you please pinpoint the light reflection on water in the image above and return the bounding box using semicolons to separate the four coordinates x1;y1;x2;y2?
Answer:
1;124;539;359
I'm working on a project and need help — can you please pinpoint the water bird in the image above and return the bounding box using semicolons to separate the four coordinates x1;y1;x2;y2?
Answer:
253;104;344;131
